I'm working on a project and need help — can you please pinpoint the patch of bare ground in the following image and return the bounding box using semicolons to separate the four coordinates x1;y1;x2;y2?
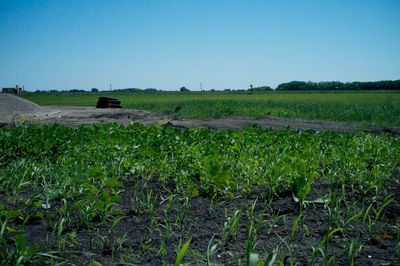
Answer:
1;94;399;133
4;178;396;265
1;105;399;135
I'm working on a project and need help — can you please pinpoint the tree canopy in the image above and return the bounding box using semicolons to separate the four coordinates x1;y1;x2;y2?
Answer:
180;86;190;92
276;80;400;91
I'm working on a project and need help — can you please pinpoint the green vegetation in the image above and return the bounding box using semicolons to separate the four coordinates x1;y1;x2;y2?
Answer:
276;80;400;91
22;91;400;127
1;123;399;264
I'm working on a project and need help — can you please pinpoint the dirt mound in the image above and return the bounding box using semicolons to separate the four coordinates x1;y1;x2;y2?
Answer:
0;94;44;123
0;94;43;113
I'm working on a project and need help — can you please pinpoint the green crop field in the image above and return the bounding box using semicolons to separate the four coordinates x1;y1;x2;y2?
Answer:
22;91;400;127
1;123;399;265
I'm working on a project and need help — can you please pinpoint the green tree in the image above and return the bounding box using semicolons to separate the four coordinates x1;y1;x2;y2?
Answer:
180;86;190;92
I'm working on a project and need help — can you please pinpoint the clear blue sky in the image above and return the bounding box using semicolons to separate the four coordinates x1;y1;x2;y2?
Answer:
1;0;399;91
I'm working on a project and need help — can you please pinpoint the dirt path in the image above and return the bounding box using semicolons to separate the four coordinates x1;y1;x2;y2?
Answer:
1;94;399;134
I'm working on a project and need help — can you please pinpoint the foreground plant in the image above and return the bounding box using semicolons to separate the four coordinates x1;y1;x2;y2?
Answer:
0;124;399;264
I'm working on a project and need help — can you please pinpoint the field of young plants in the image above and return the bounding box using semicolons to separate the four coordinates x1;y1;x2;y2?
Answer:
1;123;399;265
22;91;400;127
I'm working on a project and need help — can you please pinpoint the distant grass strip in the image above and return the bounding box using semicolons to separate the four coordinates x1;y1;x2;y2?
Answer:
22;91;400;127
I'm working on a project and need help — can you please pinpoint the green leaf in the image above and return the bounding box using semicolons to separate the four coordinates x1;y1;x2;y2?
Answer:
90;260;103;266
248;253;260;266
72;201;83;209
88;166;103;177
290;213;302;240
6;226;17;233
15;234;26;251
328;228;343;239
110;217;123;232
104;178;123;187
5;210;21;219
174;237;192;266
265;248;278;266
26;246;39;256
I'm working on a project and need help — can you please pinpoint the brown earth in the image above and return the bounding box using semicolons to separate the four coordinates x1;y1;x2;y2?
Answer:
8;179;399;265
1;94;399;134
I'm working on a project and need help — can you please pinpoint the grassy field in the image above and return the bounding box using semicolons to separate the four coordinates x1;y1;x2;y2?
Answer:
22;91;400;127
1;124;399;265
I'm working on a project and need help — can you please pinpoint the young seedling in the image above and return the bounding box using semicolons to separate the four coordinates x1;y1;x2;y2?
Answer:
363;194;393;235
248;247;278;266
111;232;129;263
264;206;284;235
175;196;191;234
56;217;66;250
346;240;363;266
246;223;257;261
311;227;343;266
156;221;173;257
174;237;192;266
289;213;303;242
222;208;241;244
324;191;342;231
206;234;220;266
373;194;393;221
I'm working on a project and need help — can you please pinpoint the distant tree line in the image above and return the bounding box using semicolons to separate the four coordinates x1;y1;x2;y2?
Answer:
113;88;159;92
249;86;274;92
26;80;400;93
33;89;88;93
32;88;160;93
276;80;400;91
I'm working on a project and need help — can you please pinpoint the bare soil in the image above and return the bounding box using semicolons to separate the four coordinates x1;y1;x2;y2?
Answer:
6;179;399;265
1;94;399;134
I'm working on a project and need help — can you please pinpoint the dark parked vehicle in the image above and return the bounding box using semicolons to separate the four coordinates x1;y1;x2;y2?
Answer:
96;97;122;108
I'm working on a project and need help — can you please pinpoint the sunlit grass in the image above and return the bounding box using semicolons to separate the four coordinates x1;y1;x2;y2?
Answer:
21;91;400;126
